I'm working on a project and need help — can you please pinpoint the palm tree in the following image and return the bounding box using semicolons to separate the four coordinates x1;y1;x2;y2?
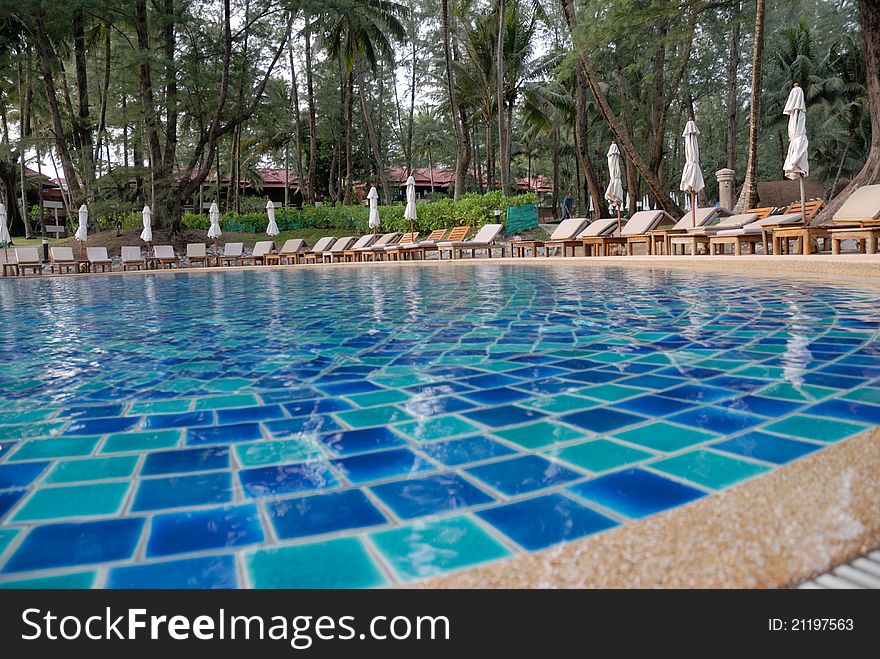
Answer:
735;0;766;212
412;108;447;193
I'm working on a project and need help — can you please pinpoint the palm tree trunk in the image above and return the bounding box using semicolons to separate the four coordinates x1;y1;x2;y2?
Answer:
343;70;353;204
726;0;741;171
442;0;467;200
735;0;765;212
496;0;510;195
552;126;560;217
288;40;305;199
407;37;417;175
304;15;317;205
354;54;391;204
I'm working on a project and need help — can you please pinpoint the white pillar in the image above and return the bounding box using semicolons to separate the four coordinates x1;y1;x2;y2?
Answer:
716;168;736;211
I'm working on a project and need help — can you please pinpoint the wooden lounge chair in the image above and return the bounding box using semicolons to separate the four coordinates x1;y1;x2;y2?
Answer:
609;210;675;256
510;218;588;258
187;243;208;267
339;234;376;262
709;213;802;255
437;224;505;259
668;213;759;256
280;238;307;264
1;249;17;276
347;232;400;262
320;236;356;263
246;240;275;265
580;218;625;256
302;237;338;264
87;247;113;272
383;229;448;260
219;242;243;266
766;200;826;255
15;247;43;276
827;185;880;254
49;246;78;274
651;207;732;255
371;232;418;261
154;245;181;268
121;246;145;271
382;232;428;261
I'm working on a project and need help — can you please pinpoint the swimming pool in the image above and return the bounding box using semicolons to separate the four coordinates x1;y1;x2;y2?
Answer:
0;264;878;588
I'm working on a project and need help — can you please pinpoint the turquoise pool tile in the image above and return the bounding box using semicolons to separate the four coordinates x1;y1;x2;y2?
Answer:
757;382;836;402
475;360;527;372
0;529;19;555
840;387;880;406
246;537;387;588
613;422;718;453
370;374;438;388
650;449;770;490
521;394;598;414
763;415;869;442
346;389;411;408
0;422;66;440
492;421;586;449
0;571;97;589
203;378;254;393
394;415;482;442
45;456;139;484
128;400;192;415
194;394;261;411
550;439;654;473
8;436;101;461
336;405;414;428
577;384;647;402
101;429;182;453
234;438;324;467
0;409;57;425
371;515;511;582
13;481;131;521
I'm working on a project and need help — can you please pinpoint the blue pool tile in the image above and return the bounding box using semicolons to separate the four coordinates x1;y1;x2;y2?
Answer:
704;376;770;392
331;448;434;483
801;372;866;390
146;504;263;557
569;468;705;518
0;461;49;490
132;472;232;511
143;411;214;430
462;405;547;428
457;373;522;389
419;436;515;466
717;395;802;417
186;422;263;445
477;493;617;551
283;398;353;417
266;489;387;540
371;473;493;519
506;365;568;379
512;377;579;394
239;462;338;497
613;394;695;417
667;406;765;434
711;431;821;464
265;415;341;438
561;369;624;384
141;446;230;475
401;395;476;417
0;489;26;520
319;427;406;456
804;399;880;425
660;383;735;403
319;380;383;395
657;366;723;380
107;555;237;589
461;386;531;405
64;416;139;436
619;374;684;391
215;404;285;424
466;455;582;496
3;518;144;573
404;381;474;395
58;404;125;420
561;407;647;434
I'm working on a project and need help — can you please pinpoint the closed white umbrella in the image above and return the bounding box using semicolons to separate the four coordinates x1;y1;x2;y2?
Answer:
404;176;417;234
208;201;221;265
141;205;153;256
680;118;705;226
367;186;380;238
0;203;9;266
266;199;279;237
783;83;809;223
604;144;624;232
75;204;88;257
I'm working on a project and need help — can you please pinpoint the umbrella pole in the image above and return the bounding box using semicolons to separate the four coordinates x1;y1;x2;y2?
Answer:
691;192;696;227
616;207;621;233
214;238;219;267
799;174;807;224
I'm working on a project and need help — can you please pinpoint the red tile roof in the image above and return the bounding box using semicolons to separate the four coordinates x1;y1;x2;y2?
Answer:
387;167;455;186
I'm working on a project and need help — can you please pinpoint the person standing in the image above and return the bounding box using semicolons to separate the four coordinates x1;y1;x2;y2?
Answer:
561;189;574;220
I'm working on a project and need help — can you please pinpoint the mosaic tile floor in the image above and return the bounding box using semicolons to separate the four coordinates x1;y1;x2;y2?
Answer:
1;264;879;588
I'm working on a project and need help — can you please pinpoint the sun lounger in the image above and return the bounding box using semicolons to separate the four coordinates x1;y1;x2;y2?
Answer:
347;232;401;262
218;242;243;266
438;223;504;259
320;236;356;263
511;218;588;258
383;229;449;260
121;246;145;271
1;249;17;276
709;213;802;255
765;201;827;255
187;243;208;267
651;207;732;255
49;246;78;274
339;234;376;262
154;245;181;268
87;247;113;272
829;185;880;254
600;210;675;256
15;247;43;276
280;239;307;264
371;232;418;261
579;218;626;256
302;236;339;264
668;213;760;255
245;240;275;265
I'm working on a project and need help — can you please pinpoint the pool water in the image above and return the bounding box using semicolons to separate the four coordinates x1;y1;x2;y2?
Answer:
1;264;879;588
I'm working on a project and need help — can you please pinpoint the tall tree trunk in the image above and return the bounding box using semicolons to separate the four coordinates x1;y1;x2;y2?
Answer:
735;0;765;212
94;28;112;176
726;0;741;171
460;108;472;194
551;126;560;217
134;0;163;214
354;54;391;204
496;0;510;195
574;70;603;218
442;0;467;200
407;36;417;175
616;68;638;217
304;16;317;205
560;0;682;217
343;71;353;204
288;40;305;198
486;117;495;189
72;6;94;195
816;0;880;222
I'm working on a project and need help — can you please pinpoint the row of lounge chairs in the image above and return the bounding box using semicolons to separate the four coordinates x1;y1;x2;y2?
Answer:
511;186;880;257
0;224;507;276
